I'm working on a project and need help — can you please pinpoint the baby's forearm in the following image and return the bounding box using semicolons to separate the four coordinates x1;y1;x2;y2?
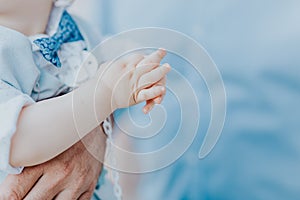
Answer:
9;78;113;167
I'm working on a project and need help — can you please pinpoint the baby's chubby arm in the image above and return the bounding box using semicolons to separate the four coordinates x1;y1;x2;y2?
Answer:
10;49;170;168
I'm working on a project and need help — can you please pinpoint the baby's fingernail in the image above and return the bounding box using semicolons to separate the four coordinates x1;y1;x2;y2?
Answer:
158;48;167;57
163;63;171;69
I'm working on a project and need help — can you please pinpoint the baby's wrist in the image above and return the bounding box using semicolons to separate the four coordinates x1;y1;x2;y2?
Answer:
93;78;117;113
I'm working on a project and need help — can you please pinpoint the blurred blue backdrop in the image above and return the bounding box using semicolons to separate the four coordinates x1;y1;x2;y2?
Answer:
74;0;300;199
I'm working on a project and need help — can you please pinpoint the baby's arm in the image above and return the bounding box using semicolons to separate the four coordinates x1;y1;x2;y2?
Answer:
10;49;170;167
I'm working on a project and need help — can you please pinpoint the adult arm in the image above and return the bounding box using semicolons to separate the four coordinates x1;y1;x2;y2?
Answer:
0;126;106;200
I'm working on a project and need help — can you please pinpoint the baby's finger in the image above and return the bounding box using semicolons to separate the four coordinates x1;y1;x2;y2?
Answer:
153;96;162;104
147;76;167;104
119;53;144;65
140;48;166;65
126;54;145;68
134;49;167;78
143;100;156;114
154;76;166;86
138;63;171;89
136;86;165;103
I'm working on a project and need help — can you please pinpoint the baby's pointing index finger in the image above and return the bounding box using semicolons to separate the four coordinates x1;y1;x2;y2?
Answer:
157;48;167;58
139;48;167;66
133;49;167;83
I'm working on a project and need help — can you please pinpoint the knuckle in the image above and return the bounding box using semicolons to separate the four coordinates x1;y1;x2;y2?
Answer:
155;87;163;96
62;161;73;176
142;92;148;100
61;168;72;179
127;53;144;63
79;166;89;176
121;63;127;69
153;89;160;96
114;60;126;70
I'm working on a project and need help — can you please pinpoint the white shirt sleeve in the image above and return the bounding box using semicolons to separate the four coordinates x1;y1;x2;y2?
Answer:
0;26;39;174
0;81;35;174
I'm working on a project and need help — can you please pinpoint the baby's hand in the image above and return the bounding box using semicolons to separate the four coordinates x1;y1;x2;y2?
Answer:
142;76;167;114
99;49;171;112
127;49;171;113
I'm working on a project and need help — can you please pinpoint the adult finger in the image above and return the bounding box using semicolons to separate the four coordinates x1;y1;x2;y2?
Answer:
78;190;94;200
0;167;43;199
23;174;63;200
54;189;83;200
53;177;96;200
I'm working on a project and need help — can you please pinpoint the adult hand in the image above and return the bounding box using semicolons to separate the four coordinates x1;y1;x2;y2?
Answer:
0;126;106;200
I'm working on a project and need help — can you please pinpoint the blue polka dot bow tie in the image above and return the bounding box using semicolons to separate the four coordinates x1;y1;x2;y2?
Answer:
33;10;84;68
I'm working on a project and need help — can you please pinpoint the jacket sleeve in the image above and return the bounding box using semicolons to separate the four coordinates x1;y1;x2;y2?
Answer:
0;26;39;174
